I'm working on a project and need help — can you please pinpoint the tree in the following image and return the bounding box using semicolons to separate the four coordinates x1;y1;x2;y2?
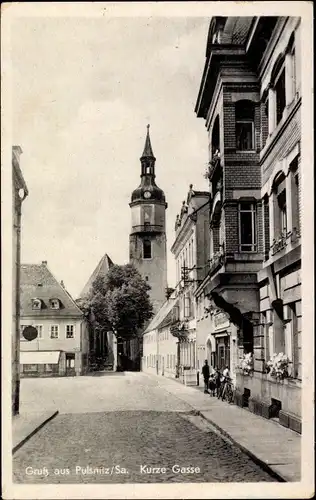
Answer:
79;264;154;342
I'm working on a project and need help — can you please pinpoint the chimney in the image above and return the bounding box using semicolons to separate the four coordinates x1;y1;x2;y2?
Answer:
61;280;65;288
42;261;47;265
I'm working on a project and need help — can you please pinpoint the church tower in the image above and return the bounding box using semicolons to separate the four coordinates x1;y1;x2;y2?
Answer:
129;125;167;314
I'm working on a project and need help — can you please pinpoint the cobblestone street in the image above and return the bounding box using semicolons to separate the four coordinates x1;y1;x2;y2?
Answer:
13;373;276;483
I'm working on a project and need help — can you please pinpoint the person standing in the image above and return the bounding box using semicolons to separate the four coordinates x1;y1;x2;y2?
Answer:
202;359;210;394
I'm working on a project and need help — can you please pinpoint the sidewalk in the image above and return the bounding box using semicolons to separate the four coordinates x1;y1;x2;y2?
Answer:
12;410;59;454
146;373;301;482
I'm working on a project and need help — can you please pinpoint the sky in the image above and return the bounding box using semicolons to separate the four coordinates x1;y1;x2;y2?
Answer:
11;14;210;299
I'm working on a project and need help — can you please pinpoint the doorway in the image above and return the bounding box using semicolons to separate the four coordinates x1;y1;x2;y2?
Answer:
216;336;230;370
65;353;76;376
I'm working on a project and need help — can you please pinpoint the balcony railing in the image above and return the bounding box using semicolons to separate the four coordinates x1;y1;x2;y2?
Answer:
270;227;300;256
130;224;164;234
208;249;225;274
203;151;221;181
170;321;189;340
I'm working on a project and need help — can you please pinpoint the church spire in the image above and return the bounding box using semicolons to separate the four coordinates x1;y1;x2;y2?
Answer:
141;124;155;159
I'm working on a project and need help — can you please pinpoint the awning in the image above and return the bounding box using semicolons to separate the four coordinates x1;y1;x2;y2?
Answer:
20;351;61;365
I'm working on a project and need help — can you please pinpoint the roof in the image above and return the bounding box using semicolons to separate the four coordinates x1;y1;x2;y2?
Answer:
20;263;83;318
80;253;114;298
141;124;155;158
143;296;178;334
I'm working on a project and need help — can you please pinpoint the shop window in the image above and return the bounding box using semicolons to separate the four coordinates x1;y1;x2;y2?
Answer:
236;100;255;151
239;202;257;252
143;239;152;259
289;303;299;379
23;364;38;372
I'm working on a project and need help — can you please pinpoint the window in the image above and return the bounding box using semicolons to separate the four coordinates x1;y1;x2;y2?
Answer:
34;325;43;339
143;239;152;259
45;364;53;372
184;295;191;318
23;364;38;372
32;298;42;310
50;325;59;339
290;156;300;234
239;203;257;252
66;325;75;339
50;299;60;310
277;189;287;233
20;324;28;340
236;101;255;151
289;303;300;379
275;67;286;124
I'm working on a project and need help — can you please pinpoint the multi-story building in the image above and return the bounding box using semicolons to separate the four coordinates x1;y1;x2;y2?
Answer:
195;16;302;432
12;146;28;415
20;261;89;377
142;294;178;378
170;185;210;384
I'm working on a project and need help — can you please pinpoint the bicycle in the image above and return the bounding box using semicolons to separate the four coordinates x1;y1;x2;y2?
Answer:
220;377;235;404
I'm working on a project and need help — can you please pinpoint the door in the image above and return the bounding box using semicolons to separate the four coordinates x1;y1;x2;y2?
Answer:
65;353;76;376
216;336;230;371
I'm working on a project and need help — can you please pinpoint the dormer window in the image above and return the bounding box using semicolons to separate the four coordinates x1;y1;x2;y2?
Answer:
50;299;60;310
32;298;42;310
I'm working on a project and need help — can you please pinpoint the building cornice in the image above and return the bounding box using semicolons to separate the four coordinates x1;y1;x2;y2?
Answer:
170;218;195;256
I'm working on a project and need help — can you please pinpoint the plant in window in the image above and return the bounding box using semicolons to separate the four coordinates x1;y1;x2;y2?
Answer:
238;352;254;375
265;352;291;380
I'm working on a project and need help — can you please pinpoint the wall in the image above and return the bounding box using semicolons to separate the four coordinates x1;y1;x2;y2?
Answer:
157;327;177;379
20;318;83;353
236;372;301;417
142;330;158;374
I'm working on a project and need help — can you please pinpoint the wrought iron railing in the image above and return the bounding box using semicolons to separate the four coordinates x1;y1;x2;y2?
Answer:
270;227;300;256
208;249;225;274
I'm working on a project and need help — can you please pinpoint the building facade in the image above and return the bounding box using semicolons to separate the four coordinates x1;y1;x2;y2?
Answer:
170;186;210;384
142;295;178;379
20;262;89;377
12;146;28;415
195;16;302;432
129;125;168;315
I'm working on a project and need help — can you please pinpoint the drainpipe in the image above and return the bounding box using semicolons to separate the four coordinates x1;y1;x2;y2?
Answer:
14;199;22;415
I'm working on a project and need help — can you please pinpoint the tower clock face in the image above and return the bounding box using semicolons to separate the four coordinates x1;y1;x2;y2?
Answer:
143;191;151;199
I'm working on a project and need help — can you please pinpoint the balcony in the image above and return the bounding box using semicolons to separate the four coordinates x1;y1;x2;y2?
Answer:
170;321;189;340
130;224;164;235
203;151;221;182
208;249;225;275
270;227;300;256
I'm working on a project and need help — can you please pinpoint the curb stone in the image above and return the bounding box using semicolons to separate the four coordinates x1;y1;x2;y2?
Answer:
196;410;287;483
13;410;59;454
